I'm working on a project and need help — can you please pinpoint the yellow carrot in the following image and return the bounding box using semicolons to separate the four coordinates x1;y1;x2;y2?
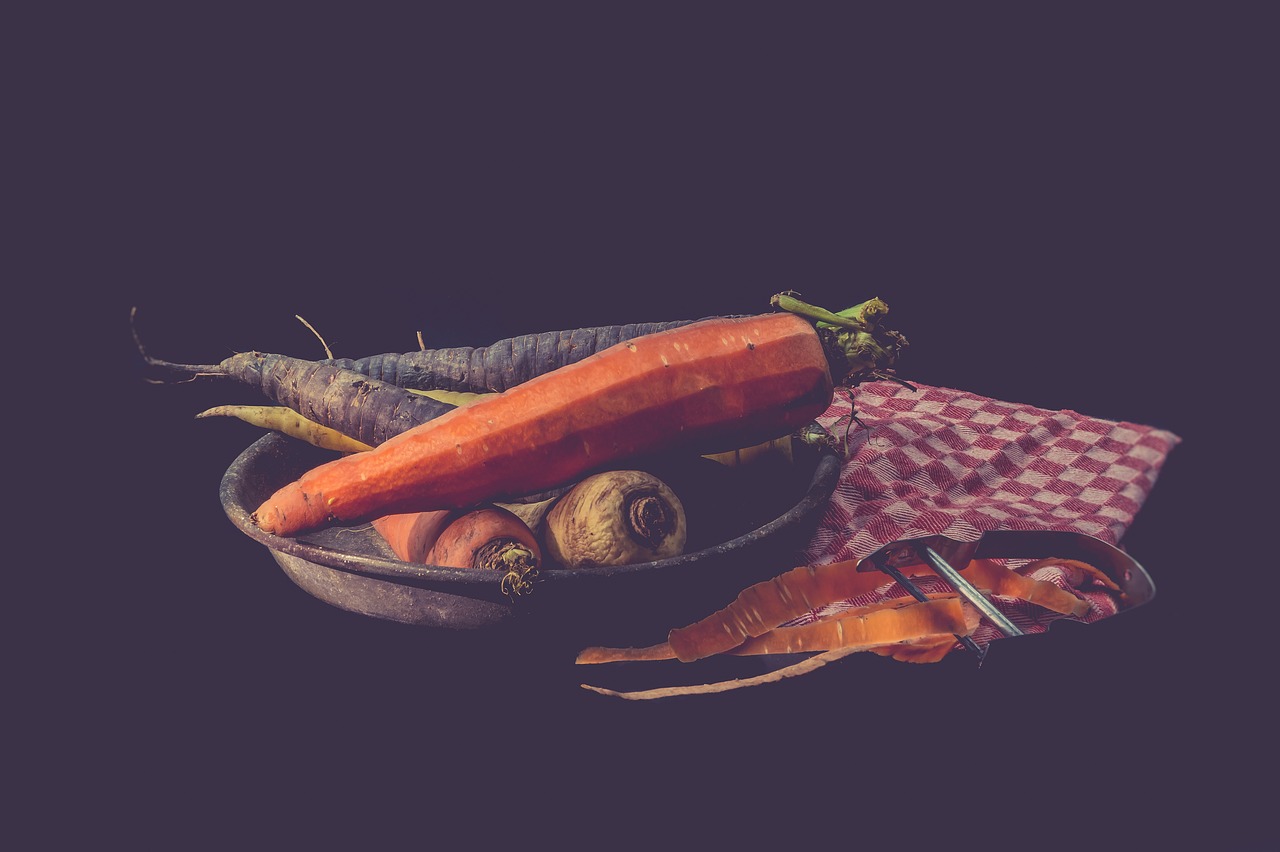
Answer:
196;405;374;454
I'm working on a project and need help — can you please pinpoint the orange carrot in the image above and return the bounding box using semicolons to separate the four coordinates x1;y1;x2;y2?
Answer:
251;311;852;537
427;507;541;570
372;506;542;595
370;510;456;563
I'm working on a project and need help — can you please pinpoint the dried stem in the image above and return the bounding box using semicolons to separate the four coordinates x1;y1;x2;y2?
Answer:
295;315;334;359
129;307;226;383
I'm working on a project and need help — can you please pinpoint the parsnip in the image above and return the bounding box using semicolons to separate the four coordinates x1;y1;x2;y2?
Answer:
541;470;687;568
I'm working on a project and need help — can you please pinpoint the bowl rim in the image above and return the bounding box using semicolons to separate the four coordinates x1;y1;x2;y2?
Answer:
219;432;842;587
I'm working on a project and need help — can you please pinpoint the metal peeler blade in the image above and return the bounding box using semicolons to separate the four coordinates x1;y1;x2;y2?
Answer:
870;553;992;660
856;529;1156;612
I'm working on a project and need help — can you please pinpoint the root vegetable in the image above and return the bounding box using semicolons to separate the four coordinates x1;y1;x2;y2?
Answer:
370;510;456;563
372;505;541;597
540;470;687;568
138;340;457;448
196;404;375;454
425;507;542;596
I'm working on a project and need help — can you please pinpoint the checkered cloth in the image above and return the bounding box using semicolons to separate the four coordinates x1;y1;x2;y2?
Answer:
788;381;1181;640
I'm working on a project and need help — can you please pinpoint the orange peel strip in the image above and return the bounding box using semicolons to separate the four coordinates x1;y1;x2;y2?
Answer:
665;559;908;663
575;642;677;665
576;555;1115;675
727;597;977;656
962;558;1091;618
580;599;978;700
576;593;962;660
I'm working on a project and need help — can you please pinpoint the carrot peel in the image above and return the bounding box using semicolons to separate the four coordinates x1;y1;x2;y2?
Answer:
961;559;1092;618
578;596;976;664
578;598;977;700
727;597;978;656
664;559;888;662
577;552;1121;698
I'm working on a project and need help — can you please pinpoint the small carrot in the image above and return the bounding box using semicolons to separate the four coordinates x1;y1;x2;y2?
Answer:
251;304;894;537
372;505;542;596
370;510;456;563
196;404;375;454
133;306;457;447
425;506;542;595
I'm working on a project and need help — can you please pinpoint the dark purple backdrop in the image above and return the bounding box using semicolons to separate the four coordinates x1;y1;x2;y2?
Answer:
18;4;1267;849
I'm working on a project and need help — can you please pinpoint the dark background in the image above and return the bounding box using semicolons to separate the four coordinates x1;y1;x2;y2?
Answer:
13;4;1270;848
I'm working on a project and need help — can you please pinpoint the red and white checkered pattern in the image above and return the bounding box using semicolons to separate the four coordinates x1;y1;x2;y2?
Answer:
789;381;1180;636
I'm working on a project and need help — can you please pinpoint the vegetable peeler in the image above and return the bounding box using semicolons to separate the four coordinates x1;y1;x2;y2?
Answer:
857;530;1156;657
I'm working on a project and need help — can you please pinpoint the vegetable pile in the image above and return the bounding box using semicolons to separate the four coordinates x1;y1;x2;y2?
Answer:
140;292;1133;696
137;292;909;594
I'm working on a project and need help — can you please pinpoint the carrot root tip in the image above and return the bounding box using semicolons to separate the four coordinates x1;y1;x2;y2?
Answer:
500;564;539;598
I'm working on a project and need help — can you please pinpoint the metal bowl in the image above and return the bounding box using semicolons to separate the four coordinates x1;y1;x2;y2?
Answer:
219;433;842;648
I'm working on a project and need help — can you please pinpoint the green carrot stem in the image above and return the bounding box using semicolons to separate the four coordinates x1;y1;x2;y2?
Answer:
825;297;889;329
771;292;908;386
770;292;884;330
